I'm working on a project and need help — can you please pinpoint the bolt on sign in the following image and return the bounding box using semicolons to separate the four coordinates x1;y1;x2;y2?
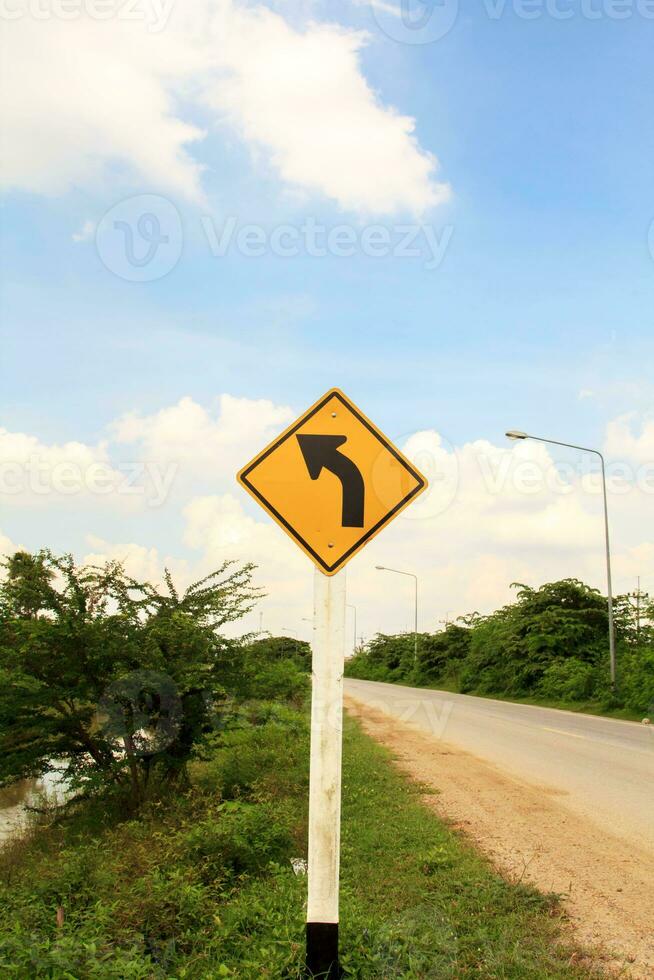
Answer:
237;388;427;979
237;388;427;575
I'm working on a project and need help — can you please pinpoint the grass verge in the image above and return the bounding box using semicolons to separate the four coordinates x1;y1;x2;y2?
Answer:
352;674;646;724
454;689;645;723
0;707;596;978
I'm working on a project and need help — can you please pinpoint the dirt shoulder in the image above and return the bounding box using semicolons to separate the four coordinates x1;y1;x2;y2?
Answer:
345;696;654;979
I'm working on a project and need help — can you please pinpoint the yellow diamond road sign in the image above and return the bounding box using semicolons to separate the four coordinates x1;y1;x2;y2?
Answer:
237;388;427;575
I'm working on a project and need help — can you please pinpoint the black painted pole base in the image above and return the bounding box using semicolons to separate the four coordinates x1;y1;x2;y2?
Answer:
306;922;340;978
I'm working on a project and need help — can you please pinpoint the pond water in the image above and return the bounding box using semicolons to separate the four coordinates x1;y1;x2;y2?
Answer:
0;770;65;845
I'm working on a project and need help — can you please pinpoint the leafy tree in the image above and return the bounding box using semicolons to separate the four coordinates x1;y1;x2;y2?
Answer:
0;550;259;808
460;579;611;696
537;658;596;701
344;632;416;681
416;624;472;683
620;646;654;714
221;635;311;705
247;634;311;672
346;578;654;710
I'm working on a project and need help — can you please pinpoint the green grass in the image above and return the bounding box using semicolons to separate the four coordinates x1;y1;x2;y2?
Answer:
453;689;645;723
337;715;596;978
356;673;646;724
0;707;598;978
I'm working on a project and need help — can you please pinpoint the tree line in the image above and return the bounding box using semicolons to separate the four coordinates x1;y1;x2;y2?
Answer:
0;550;311;811
2;552;652;821
345;579;654;715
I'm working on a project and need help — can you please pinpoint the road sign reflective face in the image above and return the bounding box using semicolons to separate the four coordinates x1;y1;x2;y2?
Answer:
237;388;427;575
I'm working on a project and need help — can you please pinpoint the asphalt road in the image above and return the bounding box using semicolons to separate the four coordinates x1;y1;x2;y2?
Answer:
344;678;654;852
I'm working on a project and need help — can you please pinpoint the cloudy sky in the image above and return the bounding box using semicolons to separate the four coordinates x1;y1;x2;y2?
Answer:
1;0;653;647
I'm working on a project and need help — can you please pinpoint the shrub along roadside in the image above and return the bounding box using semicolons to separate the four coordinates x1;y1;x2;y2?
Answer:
345;578;654;719
0;706;597;977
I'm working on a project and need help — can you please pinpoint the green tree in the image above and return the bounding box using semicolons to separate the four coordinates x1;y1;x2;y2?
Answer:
247;634;312;671
416;623;472;683
344;632;416;681
222;635;311;704
0;550;258;808
460;579;610;696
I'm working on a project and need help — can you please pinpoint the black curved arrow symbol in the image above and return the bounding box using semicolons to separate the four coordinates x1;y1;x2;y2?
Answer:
296;434;365;528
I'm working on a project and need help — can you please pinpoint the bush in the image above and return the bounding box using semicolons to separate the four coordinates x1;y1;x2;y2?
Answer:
537;658;596;701
180;801;295;877
194;703;309;801
246;659;310;705
0;550;260;809
619;646;654;714
348;579;654;713
0;700;310;977
345;633;416;682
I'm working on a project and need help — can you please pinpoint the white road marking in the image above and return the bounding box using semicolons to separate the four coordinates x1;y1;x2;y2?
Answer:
541;726;587;740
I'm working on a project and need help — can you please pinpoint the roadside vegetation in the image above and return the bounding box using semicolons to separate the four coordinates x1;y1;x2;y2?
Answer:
0;552;599;976
345;579;654;720
0;704;596;977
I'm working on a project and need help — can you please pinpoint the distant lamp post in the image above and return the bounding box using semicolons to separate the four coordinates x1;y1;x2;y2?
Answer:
346;604;357;656
281;627;297;637
506;429;616;689
375;565;418;665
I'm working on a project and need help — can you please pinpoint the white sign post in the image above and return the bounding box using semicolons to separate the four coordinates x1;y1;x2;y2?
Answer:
306;567;346;977
236;388;428;976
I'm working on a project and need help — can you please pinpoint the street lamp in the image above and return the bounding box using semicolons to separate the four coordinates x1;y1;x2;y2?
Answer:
505;429;616;688
281;627;298;637
375;565;418;665
346;603;357;656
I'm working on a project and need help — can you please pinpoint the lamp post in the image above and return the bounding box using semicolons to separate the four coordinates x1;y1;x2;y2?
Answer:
346;604;357;656
505;429;616;689
375;565;418;665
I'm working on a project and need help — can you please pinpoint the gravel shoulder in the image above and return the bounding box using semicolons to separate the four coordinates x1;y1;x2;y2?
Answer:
345;695;654;979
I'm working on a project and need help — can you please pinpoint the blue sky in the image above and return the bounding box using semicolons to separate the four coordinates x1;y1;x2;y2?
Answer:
1;0;653;640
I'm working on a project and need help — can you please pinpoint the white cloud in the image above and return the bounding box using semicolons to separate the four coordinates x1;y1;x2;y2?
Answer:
111;394;294;490
83;533;189;587
0;12;206;201
613;542;654;584
2;399;652;644
604;412;654;465
0;425;174;512
206;4;450;215
0;2;449;215
0;428;113;507
172;414;654;638
72;220;96;243
184;493;303;574
350;0;405;18
183;492;314;635
0;530;20;569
